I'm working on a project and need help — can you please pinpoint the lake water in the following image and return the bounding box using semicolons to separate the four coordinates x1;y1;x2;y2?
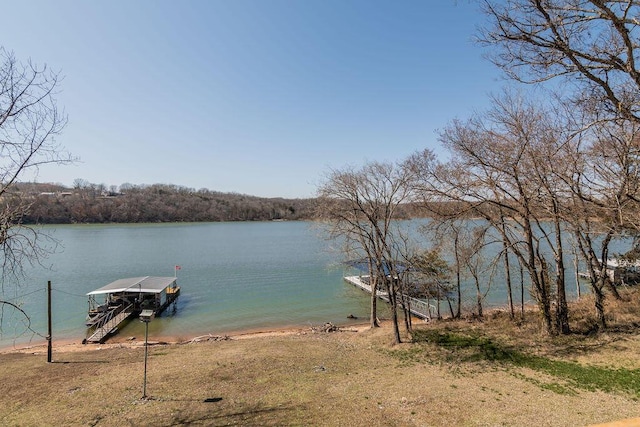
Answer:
0;221;374;348
2;220;629;349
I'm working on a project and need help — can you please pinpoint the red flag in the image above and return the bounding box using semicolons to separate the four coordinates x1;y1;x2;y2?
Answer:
175;265;181;270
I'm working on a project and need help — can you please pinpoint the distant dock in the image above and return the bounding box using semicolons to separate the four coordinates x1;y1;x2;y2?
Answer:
578;258;640;286
344;275;435;320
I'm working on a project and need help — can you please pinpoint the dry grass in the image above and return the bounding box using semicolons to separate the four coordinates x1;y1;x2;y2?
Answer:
2;290;640;426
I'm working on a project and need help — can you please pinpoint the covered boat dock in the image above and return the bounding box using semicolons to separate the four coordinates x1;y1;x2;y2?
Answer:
84;276;180;344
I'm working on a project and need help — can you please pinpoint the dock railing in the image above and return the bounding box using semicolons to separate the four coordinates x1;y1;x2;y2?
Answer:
344;276;436;320
86;303;135;343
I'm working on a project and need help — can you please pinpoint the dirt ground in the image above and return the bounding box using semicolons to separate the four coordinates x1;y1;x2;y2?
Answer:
1;314;640;427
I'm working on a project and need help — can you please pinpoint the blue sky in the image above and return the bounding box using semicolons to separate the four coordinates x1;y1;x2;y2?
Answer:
4;0;503;198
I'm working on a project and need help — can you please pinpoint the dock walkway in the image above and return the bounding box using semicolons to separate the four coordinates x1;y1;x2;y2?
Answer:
344;275;436;320
85;304;135;343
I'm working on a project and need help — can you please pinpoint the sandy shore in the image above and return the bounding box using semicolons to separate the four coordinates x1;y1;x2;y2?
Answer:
0;321;373;355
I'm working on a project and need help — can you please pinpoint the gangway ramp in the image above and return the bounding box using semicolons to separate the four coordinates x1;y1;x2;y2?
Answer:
85;304;135;344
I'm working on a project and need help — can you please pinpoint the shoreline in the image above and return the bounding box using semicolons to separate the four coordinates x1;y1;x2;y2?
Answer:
0;301;547;355
0;321;373;355
0;303;539;355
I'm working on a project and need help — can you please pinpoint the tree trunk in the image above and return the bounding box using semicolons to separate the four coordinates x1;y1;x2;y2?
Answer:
446;296;455;318
400;289;412;335
592;233;614;327
574;250;581;300
605;278;622;300
594;284;607;330
504;248;515;320
370;274;379;328
500;217;515;320
555;266;570;334
454;236;461;318
474;275;483;319
520;264;525;319
387;278;402;344
525;219;553;335
553;216;570;334
538;270;554;336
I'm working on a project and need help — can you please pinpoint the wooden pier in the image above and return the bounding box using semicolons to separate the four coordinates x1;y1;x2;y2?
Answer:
344;275;436;320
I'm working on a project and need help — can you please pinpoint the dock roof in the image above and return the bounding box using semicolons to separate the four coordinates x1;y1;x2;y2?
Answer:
87;276;176;295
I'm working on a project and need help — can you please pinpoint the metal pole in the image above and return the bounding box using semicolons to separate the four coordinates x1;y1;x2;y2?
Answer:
47;280;52;363
142;320;149;398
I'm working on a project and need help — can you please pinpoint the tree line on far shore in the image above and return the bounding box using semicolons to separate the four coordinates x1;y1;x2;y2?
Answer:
12;181;316;223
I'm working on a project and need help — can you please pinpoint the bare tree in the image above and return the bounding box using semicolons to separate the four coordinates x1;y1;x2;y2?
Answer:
0;48;72;332
407;92;578;335
477;1;640;331
564;117;640;329
463;226;493;319
316;161;415;344
423;219;466;319
406;249;454;320
480;0;640;124
498;210;516;319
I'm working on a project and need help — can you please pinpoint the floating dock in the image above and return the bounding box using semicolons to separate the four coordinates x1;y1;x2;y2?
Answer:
84;276;180;344
578;258;640;286
344;275;435;320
